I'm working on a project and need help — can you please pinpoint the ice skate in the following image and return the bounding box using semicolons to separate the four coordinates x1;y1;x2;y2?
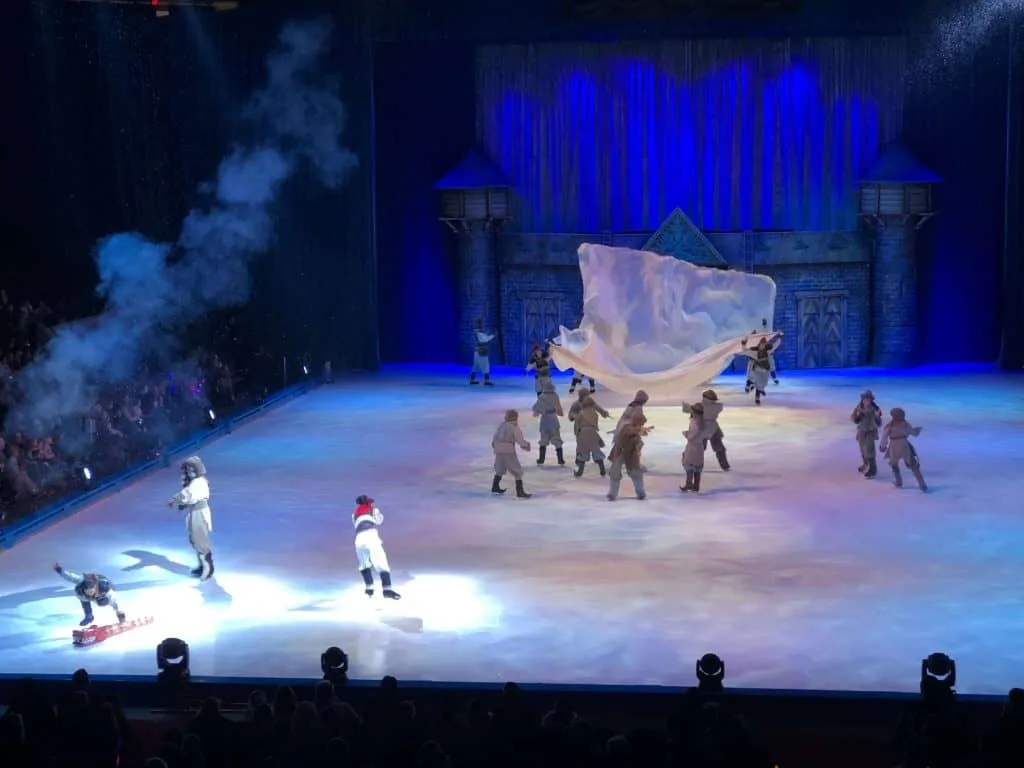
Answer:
515;479;531;499
469;375;479;385
190;555;203;578
200;553;215;581
483;374;493;387
555;447;565;465
536;446;547;465
911;466;927;492
79;614;94;627
597;460;607;477
864;459;877;479
858;463;866;474
383;588;401;600
491;475;506;495
892;466;903;488
692;472;702;493
116;612;126;624
680;469;695;492
715;449;730;471
573;461;585;478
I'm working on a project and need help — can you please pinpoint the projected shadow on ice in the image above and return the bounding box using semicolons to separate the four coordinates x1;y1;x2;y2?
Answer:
121;550;233;605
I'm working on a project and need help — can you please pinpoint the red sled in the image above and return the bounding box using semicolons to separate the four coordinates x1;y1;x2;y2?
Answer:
73;616;154;647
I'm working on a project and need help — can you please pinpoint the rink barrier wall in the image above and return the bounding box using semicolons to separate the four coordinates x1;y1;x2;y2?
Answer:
0;673;1005;730
0;378;320;550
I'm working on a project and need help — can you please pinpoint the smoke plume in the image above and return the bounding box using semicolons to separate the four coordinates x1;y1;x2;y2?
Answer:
9;17;356;436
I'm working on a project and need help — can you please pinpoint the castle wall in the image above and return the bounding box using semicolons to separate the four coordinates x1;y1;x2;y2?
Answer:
495;230;871;370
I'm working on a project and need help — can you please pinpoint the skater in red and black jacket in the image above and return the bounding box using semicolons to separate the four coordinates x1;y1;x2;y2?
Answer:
54;563;126;627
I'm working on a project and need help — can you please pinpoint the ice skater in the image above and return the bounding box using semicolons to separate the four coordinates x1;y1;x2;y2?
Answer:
352;495;401;600
168;455;214;580
614;390;651;438
469;319;496;386
680;402;710;493
684;388;730;471
568;391;609;477
54;563;125;626
491;408;532;498
880;407;928;492
745;319;780;392
851;389;883;478
607;411;647;501
569;370;596;394
532;379;565;466
526;340;553;394
740;331;783;405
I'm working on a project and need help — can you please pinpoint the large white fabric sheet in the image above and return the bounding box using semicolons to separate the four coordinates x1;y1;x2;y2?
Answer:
549;244;777;399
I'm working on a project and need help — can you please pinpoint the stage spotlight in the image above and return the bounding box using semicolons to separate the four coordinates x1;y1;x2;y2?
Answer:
921;652;956;689
82;467;93;484
302;364;309;376
207;409;217;426
321;646;349;686
157;637;191;682
696;652;725;693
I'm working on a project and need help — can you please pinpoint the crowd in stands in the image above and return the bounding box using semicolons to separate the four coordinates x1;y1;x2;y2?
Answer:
1;666;1024;768
0;288;248;525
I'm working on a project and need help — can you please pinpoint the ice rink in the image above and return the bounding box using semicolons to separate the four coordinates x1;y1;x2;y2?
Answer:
1;364;1022;694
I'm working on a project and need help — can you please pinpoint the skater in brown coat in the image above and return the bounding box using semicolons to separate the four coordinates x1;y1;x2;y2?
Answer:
532;379;566;466
607;411;647;501
615;390;651;438
568;391;609;477
680;403;715;493
851;390;883;478
879;407;927;492
491;409;532;498
683;388;730;471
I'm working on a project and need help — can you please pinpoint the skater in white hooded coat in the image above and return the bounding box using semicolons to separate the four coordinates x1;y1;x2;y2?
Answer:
168;456;215;580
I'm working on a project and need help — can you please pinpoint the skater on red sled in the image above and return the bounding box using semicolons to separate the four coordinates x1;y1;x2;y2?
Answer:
54;563;126;626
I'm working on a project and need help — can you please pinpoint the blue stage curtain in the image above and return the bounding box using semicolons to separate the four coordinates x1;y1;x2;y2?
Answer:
476;38;906;233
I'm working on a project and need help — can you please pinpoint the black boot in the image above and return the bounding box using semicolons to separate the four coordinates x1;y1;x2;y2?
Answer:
484;374;493;387
865;459;877;478
771;372;780;385
755;389;764;405
515;479;531;498
573;461;585;478
201;553;215;581
79;601;94;627
892;465;903;488
116;611;126;624
680;470;694;492
715;449;730;471
693;471;702;493
588;379;596;393
491;475;506;495
469;374;479;385
597;460;607;477
536;446;547;465
858;462;866;473
911;465;927;492
555;447;565;465
381;571;402;600
190;555;203;578
745;379;753;393
361;567;374;597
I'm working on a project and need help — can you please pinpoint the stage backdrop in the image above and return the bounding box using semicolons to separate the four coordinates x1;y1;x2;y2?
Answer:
476;38;906;233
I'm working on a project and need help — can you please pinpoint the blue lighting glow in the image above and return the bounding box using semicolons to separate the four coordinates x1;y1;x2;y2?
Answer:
480;50;893;233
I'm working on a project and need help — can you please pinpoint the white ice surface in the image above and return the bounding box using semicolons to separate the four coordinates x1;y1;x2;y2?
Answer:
1;365;1023;695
